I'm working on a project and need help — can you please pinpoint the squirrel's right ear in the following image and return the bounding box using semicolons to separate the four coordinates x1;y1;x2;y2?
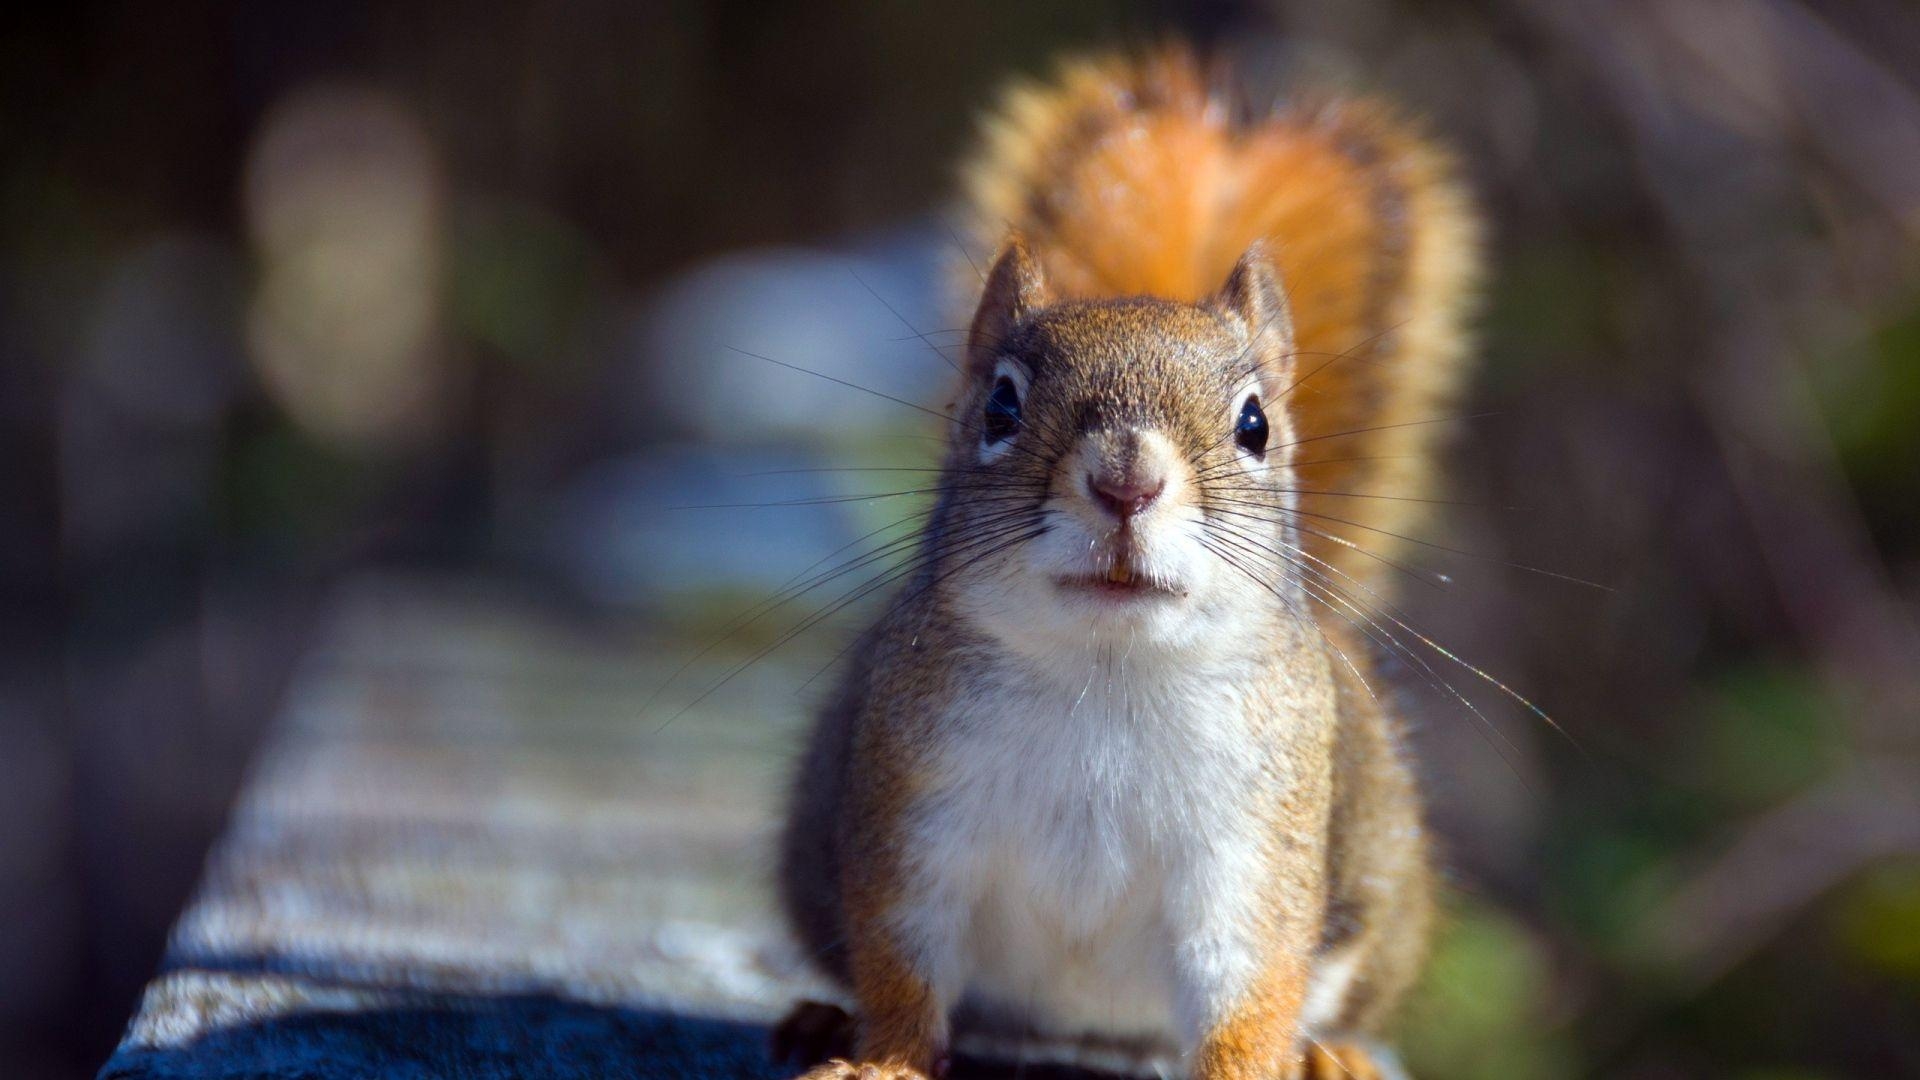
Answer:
1211;242;1296;383
968;235;1050;375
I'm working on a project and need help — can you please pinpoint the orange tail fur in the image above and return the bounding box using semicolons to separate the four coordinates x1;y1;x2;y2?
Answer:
959;46;1482;599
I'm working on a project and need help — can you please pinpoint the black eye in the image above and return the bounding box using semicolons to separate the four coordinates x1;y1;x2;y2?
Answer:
983;376;1021;445
1235;396;1268;458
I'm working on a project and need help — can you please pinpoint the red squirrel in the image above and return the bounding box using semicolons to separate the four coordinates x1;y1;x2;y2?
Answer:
775;45;1479;1080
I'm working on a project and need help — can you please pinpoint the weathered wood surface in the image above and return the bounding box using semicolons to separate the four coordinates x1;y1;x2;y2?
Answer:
97;579;823;1078
97;580;1146;1079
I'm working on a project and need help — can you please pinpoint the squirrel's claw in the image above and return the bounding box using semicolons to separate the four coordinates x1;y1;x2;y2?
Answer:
793;1060;930;1080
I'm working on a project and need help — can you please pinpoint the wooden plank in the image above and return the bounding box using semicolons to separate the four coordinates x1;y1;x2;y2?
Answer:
99;580;831;1078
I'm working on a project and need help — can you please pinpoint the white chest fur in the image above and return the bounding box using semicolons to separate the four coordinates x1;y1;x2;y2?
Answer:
893;648;1285;1044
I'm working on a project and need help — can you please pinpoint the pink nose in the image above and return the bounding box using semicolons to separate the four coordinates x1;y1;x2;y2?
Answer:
1088;472;1164;522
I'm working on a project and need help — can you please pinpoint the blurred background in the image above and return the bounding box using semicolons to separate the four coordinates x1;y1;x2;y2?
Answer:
4;1;1918;1077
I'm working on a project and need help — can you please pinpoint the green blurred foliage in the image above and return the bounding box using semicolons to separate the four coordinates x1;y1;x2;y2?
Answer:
1403;901;1578;1080
1815;289;1920;554
451;197;605;377
1684;668;1844;811
1833;859;1920;985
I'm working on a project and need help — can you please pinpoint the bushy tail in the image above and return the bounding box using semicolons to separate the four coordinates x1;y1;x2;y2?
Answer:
959;45;1482;599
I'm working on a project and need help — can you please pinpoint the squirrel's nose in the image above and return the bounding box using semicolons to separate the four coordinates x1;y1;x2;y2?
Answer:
1088;471;1165;522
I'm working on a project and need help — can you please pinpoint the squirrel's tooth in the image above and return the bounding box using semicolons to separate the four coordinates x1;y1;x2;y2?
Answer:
1108;562;1133;585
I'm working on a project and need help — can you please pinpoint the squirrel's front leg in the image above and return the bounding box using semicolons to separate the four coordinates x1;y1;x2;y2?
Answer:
796;932;949;1080
799;823;960;1080
1169;806;1328;1079
1172;910;1315;1080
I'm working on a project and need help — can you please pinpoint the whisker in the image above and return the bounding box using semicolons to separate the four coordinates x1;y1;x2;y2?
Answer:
1196;494;1613;592
1201;500;1450;591
1278;412;1500;452
640;493;1048;716
1198;535;1379;705
1203;523;1538;780
1204;484;1507;509
726;344;955;424
653;515;1047;731
948;222;987;285
1207;516;1580;756
726;340;1085;477
849;265;962;376
669;487;950;510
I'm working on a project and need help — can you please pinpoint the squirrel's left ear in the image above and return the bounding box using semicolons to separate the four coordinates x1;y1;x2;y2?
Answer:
1211;242;1295;382
968;234;1051;377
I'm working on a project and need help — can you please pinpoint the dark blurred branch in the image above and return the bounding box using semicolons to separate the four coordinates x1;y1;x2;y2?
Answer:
1638;761;1920;991
1656;1;1920;246
1522;0;1920;734
1518;0;1920;1051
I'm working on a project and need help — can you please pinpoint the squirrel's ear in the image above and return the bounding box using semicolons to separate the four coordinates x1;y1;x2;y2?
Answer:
969;235;1050;375
1212;242;1295;379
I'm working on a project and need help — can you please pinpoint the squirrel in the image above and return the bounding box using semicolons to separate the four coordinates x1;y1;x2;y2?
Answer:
774;44;1479;1080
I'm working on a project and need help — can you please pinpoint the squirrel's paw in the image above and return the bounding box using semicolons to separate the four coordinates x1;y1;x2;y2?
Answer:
1287;1040;1388;1080
770;1000;857;1067
793;1060;933;1080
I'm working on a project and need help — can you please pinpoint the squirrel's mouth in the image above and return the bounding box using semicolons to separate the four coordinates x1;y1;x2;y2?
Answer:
1053;556;1184;601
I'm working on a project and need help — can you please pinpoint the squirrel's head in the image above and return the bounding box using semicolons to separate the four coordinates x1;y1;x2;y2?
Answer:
936;235;1305;659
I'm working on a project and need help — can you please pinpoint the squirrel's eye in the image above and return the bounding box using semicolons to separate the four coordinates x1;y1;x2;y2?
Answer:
983;376;1021;445
1235;396;1268;458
